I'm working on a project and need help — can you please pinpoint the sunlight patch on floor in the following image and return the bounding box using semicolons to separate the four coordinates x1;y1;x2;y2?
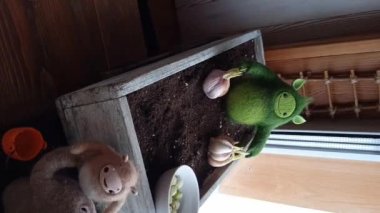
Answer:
200;189;330;213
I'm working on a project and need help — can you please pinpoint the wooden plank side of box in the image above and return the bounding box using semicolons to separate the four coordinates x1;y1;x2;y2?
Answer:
57;30;262;108
58;97;155;213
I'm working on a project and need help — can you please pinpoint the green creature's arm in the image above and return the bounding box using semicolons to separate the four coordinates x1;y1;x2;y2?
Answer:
240;61;279;82
246;126;273;157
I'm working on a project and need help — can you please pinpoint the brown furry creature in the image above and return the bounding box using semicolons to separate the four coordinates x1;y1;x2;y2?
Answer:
3;143;137;213
2;147;96;213
70;143;139;213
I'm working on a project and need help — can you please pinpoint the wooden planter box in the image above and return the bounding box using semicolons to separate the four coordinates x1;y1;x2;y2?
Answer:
56;30;265;213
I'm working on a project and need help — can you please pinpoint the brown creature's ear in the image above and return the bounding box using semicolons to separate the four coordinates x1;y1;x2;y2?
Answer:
122;155;129;162
70;143;109;155
131;186;138;196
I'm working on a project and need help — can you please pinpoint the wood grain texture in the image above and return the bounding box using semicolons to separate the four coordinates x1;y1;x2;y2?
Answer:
0;0;148;129
59;97;155;213
148;0;180;52
221;154;380;213
93;0;146;69
34;0;146;94
266;38;380;61
266;37;380;75
34;0;106;94
267;52;380;74
0;0;47;128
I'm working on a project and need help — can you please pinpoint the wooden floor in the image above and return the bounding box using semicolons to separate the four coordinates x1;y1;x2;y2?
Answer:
221;154;380;213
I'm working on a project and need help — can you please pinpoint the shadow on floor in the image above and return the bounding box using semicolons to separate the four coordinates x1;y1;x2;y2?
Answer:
0;109;68;211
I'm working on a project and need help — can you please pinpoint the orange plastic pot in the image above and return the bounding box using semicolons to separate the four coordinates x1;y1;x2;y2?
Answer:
2;127;47;161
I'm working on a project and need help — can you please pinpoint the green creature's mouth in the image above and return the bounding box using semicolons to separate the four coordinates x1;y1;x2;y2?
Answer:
274;92;296;118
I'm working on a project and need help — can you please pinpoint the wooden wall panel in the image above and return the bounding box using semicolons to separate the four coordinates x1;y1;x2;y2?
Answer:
0;0;147;129
93;0;146;69
0;0;46;128
221;154;380;213
33;0;146;94
34;0;107;94
148;0;180;52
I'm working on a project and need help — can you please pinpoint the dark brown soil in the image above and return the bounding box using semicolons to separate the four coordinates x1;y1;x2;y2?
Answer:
128;40;256;190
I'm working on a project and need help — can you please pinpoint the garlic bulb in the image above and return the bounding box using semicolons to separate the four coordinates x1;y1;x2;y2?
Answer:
208;136;234;155
207;135;249;167
208;155;233;167
208;151;231;162
203;69;229;99
203;68;243;99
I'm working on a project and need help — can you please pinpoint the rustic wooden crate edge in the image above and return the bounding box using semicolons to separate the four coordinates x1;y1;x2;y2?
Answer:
56;30;264;108
56;29;265;212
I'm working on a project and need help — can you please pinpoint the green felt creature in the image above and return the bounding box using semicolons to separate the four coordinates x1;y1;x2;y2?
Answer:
226;61;311;157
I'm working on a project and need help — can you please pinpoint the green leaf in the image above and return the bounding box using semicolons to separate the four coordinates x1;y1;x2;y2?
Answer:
292;79;306;90
292;115;306;125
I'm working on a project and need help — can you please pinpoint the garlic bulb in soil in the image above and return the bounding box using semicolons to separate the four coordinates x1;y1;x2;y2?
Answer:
207;135;249;167
203;68;243;99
